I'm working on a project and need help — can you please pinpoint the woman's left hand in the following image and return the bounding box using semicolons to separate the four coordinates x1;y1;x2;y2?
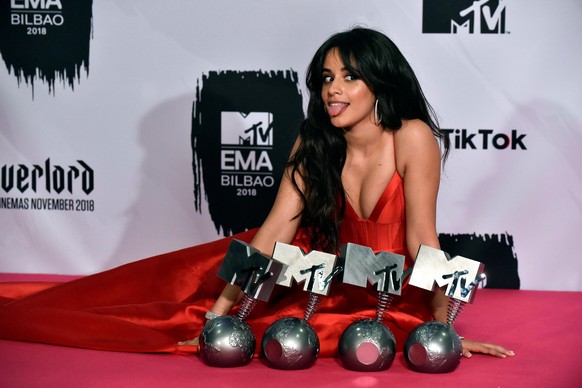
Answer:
461;339;515;358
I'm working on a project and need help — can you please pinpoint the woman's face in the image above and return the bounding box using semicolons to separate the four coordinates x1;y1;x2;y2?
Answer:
321;48;377;131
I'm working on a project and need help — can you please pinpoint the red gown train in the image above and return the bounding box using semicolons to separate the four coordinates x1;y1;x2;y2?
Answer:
0;172;432;356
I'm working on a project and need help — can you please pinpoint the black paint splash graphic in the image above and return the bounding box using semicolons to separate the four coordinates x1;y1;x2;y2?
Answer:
0;0;93;97
439;232;520;289
192;70;304;236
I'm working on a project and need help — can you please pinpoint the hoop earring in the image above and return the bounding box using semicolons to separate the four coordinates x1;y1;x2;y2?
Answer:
374;99;382;125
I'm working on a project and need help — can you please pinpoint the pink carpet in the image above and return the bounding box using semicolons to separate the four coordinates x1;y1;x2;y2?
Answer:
0;273;580;387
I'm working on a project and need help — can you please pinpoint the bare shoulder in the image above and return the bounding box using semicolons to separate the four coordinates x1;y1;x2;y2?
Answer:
395;119;437;145
394;119;440;173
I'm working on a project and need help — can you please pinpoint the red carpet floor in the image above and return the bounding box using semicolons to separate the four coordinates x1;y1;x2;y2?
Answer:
0;273;580;388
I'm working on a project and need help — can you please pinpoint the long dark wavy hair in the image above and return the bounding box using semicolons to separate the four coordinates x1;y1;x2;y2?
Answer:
287;27;450;253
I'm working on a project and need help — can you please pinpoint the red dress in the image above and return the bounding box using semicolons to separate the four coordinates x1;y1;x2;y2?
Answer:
0;172;432;356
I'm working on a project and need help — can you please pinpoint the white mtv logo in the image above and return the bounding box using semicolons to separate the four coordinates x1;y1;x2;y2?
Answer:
409;245;485;303
272;242;338;296
452;0;506;34
221;111;273;146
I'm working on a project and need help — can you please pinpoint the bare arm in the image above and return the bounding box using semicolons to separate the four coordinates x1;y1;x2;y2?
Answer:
395;120;446;319
396;120;514;358
208;141;305;316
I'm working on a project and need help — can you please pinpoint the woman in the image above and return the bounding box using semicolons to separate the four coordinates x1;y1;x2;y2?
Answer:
0;27;512;359
209;27;512;358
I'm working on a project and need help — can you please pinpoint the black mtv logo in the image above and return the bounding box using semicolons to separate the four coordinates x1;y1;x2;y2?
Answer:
423;0;507;34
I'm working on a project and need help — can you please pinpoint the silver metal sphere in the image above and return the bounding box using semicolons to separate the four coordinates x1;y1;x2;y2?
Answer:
338;319;396;371
199;315;255;367
404;321;462;373
261;317;319;369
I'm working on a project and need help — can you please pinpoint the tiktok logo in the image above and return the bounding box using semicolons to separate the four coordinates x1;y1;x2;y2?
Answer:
423;0;508;34
441;129;527;150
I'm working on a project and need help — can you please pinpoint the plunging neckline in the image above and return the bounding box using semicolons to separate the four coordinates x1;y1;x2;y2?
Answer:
345;171;402;221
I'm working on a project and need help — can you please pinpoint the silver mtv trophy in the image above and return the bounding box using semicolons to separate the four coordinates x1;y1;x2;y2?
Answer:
404;245;486;373
260;242;342;370
337;243;411;371
199;239;283;368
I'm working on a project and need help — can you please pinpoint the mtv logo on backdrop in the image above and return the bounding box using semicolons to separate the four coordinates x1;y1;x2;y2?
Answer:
423;0;507;34
221;112;273;146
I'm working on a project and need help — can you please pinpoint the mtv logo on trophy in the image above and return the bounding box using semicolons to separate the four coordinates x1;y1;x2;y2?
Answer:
408;244;485;303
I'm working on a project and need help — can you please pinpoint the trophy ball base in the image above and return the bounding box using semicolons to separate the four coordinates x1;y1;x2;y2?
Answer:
199;316;255;367
338;319;396;371
261;317;319;370
404;321;462;373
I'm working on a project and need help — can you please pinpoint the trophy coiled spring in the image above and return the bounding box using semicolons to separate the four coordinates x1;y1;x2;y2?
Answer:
376;291;394;322
304;292;321;321
237;294;258;321
446;298;466;325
